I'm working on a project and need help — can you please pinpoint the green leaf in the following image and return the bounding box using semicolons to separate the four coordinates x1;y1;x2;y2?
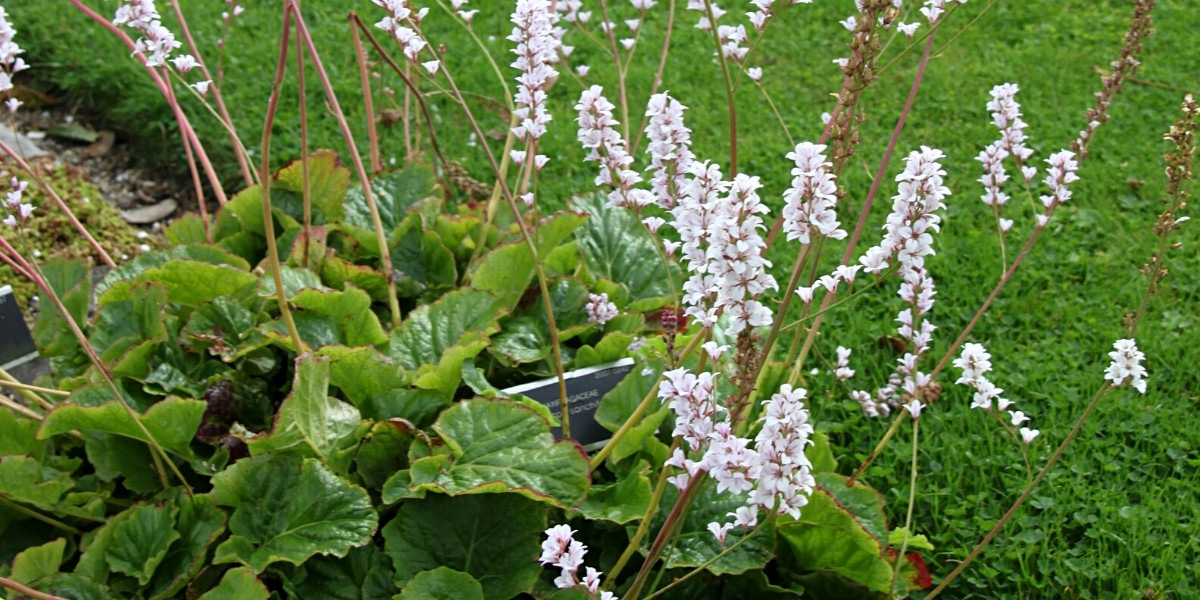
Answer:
40;573;111;600
382;494;543;600
181;295;266;361
887;527;934;552
274;150;351;225
344;166;437;234
38;397;205;458
321;256;389;303
164;213;208;245
11;537;67;586
577;462;652;524
0;406;46;457
807;432;837;474
389;213;458;299
293;286;387;348
245;354;363;475
88;282;165;355
283;543;397;600
104;502;181;585
490;315;550;366
32;258;89;359
211;454;378;573
95;245;250;299
354;419;416;490
468;211;588;308
99;260;258;307
650;483;775;575
398;567;484;600
317;345;411;406
197;566;269;600
776;487;893;594
572;192;678;311
383;399;590;508
390;288;507;370
814;473;888;543
83;432;159;494
595;361;666;462
0;456;75;512
257;266;328;299
146;493;228;600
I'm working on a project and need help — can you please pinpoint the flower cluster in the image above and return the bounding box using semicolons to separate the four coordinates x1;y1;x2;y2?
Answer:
859;146;950;275
747;384;815;518
539;525;616;599
113;0;189;69
920;0;968;24
575;86;653;207
585;292;619;328
834;346;855;380
374;1;430;62
644;93;695;210
2;177;33;228
954;343;1040;444
782;142;845;245
0;5;30;105
671;161;778;334
1036;149;1079;227
748;0;811;32
1104;338;1147;394
509;0;560;165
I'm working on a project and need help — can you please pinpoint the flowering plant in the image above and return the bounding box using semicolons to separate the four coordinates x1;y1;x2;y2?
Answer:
0;1;1193;599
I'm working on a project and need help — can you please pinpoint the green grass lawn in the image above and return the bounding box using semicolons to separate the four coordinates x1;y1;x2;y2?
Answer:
10;1;1200;598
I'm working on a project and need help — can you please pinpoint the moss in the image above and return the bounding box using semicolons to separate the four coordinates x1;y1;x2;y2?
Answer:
1;163;165;308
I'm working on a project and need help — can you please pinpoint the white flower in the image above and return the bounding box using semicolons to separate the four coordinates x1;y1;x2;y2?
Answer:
585;292;619;327
1019;427;1040;444
421;59;440;75
707;521;734;544
903;398;924;419
190;80;211;95
1009;410;1029;427
747;66;762;82
1104;338;1147;393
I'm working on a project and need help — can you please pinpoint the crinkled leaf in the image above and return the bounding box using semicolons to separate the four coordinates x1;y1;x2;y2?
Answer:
317;345;411;406
490;315;550;366
283;543;397;600
814;473;887;543
41;573;111;600
164;213;208;245
181;296;266;361
197;566;269;600
273;150;351;225
0;406;46;457
95;245;249;299
389;213;458;299
382;494;543;600
649;483;775;574
354;419;416;490
88;283;168;364
572;193;678;311
211;454;377;573
383;399;589;508
343;166;436;234
776;487;892;594
0;456;77;512
38;397;205;458
257;266;328;299
321;256;389;303
146;493;227;600
577;462;652;524
11;537;67;586
263;286;388;352
398;567;484;600
245;354;363;475
32;258;89;359
390;288;506;370
83;432;158;494
99;260;258;307
104;502;181;585
468;211;588;308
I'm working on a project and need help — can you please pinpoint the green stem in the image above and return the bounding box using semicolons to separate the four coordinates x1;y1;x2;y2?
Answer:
925;384;1111;598
603;440;680;589
892;417;919;590
643;519;769;600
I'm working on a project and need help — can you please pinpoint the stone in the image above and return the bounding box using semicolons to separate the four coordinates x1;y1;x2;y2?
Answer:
0;123;50;159
120;198;178;224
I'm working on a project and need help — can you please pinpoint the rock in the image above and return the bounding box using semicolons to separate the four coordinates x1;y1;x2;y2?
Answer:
0;123;50;158
120;198;178;224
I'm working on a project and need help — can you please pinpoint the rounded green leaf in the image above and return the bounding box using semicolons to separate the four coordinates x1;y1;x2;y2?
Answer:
382;494;544;600
398;567;484;600
197;566;269;600
211;454;378;573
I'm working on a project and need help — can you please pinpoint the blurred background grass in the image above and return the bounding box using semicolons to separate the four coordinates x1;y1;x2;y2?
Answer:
8;1;1200;598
